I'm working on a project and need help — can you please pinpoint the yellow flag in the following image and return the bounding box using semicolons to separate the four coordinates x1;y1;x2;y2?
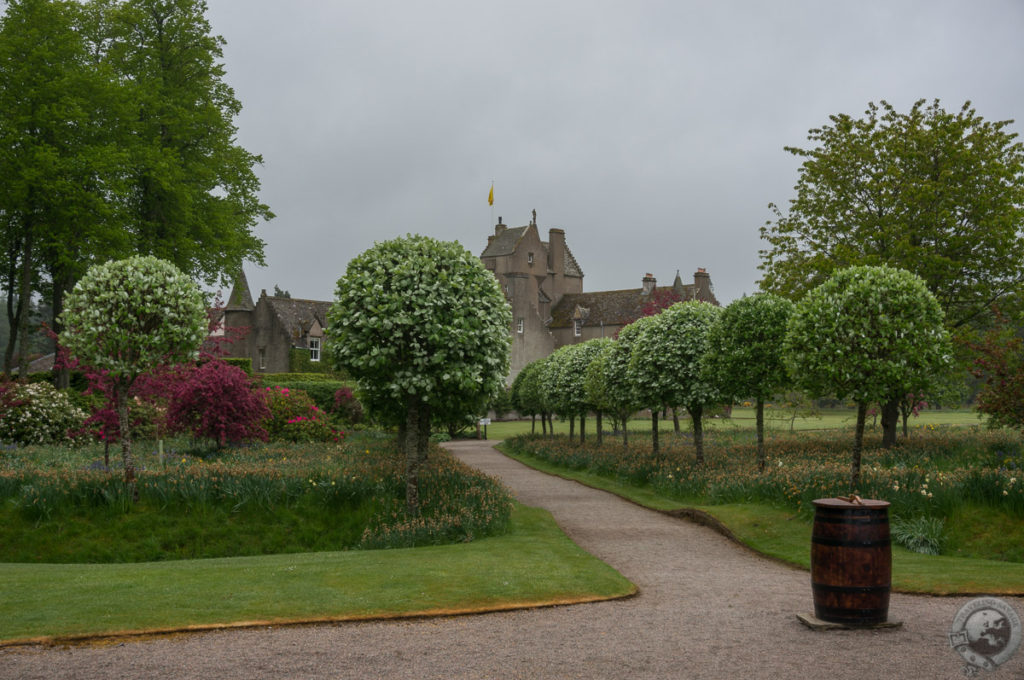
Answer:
488;183;494;206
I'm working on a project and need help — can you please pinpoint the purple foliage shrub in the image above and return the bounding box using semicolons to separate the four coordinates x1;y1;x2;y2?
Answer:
167;360;269;448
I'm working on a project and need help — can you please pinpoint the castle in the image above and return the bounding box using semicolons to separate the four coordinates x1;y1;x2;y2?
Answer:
481;211;718;380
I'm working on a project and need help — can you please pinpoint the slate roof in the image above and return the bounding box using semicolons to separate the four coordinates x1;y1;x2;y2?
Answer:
549;284;705;329
266;297;332;343
225;269;255;311
480;227;529;258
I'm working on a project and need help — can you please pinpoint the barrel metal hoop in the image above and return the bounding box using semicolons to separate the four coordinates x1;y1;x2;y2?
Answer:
812;582;891;594
811;536;891;548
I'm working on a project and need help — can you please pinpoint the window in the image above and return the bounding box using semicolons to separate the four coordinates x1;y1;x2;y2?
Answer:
309;337;321;362
528;252;534;265
574;319;583;337
517;318;524;334
258;348;266;370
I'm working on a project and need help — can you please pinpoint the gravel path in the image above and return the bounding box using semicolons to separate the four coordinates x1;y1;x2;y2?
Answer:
2;439;1022;679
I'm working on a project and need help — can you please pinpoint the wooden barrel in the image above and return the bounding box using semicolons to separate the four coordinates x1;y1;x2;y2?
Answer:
811;498;891;626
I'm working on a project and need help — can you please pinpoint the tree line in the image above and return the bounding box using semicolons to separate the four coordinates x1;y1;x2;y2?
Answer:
511;265;952;491
0;0;271;379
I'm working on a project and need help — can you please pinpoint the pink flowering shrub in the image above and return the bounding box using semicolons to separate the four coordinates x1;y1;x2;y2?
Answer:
167;361;269;448
262;385;341;443
331;386;363;424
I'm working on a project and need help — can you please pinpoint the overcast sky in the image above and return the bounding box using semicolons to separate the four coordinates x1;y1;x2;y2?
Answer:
204;0;1024;305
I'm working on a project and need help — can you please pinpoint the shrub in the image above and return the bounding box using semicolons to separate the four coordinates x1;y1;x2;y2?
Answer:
262;385;341;442
0;381;87;446
332;386;364;424
167;361;270;448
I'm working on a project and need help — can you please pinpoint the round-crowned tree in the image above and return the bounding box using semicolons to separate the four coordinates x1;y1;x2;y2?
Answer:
703;293;795;471
629;301;723;463
785;265;951;490
59;256;206;496
326;235;510;516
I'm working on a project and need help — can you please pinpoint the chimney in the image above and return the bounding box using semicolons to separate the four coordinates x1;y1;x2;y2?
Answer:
642;273;656;295
694;268;711;301
494;217;506;237
548;227;565;273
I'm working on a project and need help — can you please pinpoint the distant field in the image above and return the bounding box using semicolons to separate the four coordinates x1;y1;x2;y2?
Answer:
482;407;984;441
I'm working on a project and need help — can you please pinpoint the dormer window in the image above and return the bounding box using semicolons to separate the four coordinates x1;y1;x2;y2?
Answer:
308;337;321;362
574;320;583;337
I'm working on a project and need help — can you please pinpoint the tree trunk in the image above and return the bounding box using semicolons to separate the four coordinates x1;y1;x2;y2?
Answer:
115;386;138;503
595;412;603;445
530;414;535;434
651;410;659;457
569;415;575;441
622;413;629;447
672;407;680;433
851;401;867;491
579;414;586;443
880;398;899;448
690;404;705;465
50;275;72;389
902;411;909;439
403;397;422;517
756;398;766;473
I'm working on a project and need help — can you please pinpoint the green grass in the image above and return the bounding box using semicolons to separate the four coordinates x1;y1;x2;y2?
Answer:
484;407;983;440
0;503;635;644
499;445;1024;596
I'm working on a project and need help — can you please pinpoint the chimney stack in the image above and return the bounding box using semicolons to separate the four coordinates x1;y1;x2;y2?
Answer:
642;273;657;295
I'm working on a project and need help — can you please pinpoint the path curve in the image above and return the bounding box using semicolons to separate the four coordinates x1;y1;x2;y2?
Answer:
2;440;1021;679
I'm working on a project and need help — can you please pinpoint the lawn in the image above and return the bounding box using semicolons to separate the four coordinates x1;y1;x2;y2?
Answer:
0;503;635;644
483;406;983;440
498;423;1024;595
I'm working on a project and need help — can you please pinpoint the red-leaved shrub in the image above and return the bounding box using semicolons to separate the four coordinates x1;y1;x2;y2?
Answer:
167;360;269;447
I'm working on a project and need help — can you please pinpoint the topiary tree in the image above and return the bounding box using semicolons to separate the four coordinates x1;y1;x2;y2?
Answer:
703;293;795;471
513;359;552;434
166;360;269;448
630;301;723;463
784;265;951;489
543;340;605;443
582;337;614;445
59;255;206;497
326;235;510;516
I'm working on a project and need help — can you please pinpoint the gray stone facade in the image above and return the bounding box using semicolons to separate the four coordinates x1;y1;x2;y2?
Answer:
219;271;329;374
479;213;718;381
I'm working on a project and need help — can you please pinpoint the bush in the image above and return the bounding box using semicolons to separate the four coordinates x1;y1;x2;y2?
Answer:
0;381;87;446
331;386;364;424
167;361;269;448
262;385;341;442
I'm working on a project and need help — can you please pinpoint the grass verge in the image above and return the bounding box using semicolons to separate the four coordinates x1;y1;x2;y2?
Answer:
499;445;1024;596
0;503;635;645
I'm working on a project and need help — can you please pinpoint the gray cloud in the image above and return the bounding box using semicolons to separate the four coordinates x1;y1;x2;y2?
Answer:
205;0;1024;304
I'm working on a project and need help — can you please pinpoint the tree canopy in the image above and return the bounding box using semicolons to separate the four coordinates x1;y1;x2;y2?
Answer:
784;265;951;488
759;99;1024;332
703;293;794;470
629;301;722;462
326;234;510;516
